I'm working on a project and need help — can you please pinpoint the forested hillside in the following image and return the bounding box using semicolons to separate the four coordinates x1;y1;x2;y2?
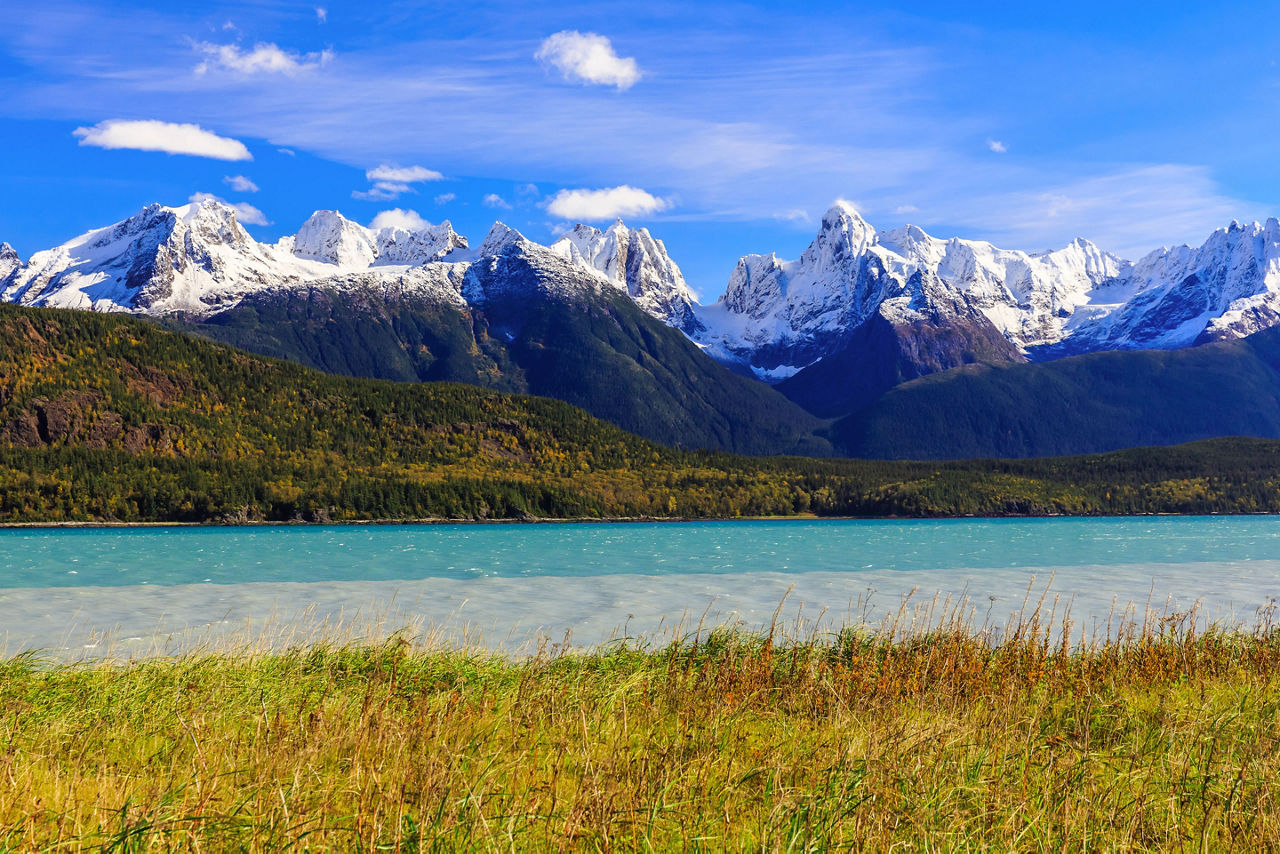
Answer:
832;326;1280;459
4;304;1280;522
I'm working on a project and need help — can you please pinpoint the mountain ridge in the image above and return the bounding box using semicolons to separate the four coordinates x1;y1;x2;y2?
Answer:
7;197;1280;450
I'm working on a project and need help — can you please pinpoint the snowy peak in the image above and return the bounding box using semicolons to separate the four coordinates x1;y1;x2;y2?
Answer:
0;243;19;282
806;202;876;266
291;210;379;267
375;220;468;265
703;203;1280;383
1074;216;1280;351
475;222;527;258
2;199;271;312
711;201;891;368
700;202;1148;379
180;197;252;247
288;210;469;268
549;218;700;331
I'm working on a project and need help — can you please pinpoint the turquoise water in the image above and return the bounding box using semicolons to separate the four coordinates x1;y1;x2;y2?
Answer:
4;516;1280;589
3;517;1280;656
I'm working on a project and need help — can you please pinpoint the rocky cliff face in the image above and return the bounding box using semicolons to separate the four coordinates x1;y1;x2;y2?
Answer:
694;201;1131;380
549;219;701;333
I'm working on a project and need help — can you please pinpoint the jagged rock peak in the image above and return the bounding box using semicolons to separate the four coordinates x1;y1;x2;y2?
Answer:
476;222;527;257
793;201;877;284
288;210;470;267
548;218;701;332
292;210;379;267
375;219;469;265
0;242;19;281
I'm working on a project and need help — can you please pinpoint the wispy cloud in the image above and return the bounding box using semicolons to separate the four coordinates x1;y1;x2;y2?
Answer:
369;207;427;231
74;120;251;160
195;41;333;76
483;193;511;209
188;191;270;225
315;7;327;24
773;209;810;224
223;174;259;193
10;2;1271;277
353;164;444;200
988;139;1008;154
546;186;669;220
367;165;443;183
536;31;640;90
433;193;456;205
353;183;408;201
936;165;1261;259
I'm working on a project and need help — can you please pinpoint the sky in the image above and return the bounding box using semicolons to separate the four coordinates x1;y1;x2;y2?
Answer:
2;0;1279;300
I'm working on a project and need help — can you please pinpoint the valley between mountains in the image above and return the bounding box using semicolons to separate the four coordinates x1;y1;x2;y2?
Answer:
5;198;1280;459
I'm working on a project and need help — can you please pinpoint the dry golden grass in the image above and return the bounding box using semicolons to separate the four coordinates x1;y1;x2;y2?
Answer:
3;600;1280;850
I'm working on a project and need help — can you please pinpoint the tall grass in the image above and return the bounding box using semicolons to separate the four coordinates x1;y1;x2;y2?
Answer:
3;599;1280;850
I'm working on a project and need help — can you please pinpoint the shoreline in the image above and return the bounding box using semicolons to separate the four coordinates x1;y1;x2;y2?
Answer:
0;510;1270;530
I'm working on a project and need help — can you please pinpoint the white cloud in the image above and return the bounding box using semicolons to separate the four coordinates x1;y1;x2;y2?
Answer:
353;164;444;200
369;208;428;231
223;174;259;193
25;8;1270;285
773;209;810;223
535;31;641;90
516;183;540;197
988;139;1008;154
188;192;270;225
74;119;251;161
546;185;670;220
366;164;443;183
433;193;456;205
894;204;920;214
195;42;333;76
483;193;512;209
352;182;407;201
315;7;327;23
277;147;296;157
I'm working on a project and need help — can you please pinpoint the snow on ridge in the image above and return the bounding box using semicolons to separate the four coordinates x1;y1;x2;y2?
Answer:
548;218;700;332
694;201;1280;378
1;199;482;316
7;197;1280;380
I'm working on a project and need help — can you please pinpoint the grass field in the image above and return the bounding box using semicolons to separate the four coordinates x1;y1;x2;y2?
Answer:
3;604;1280;850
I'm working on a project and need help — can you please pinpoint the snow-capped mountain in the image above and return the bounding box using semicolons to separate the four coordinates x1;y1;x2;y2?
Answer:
693;201;1131;378
693;201;1280;382
0;200;701;336
875;226;1128;349
1044;218;1280;355
0;201;509;316
1;201;309;313
8;196;1280;414
0;243;18;281
284;209;468;268
549;220;700;332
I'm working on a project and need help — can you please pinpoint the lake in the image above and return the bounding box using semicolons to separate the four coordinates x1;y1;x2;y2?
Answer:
3;517;1280;657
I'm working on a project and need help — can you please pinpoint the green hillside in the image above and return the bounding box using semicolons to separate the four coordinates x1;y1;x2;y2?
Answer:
831;327;1280;459
5;304;1280;522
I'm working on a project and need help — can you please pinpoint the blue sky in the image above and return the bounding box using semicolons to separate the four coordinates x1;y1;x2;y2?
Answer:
2;0;1279;299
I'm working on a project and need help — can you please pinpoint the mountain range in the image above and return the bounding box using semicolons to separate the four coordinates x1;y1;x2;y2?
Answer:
4;197;1280;458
